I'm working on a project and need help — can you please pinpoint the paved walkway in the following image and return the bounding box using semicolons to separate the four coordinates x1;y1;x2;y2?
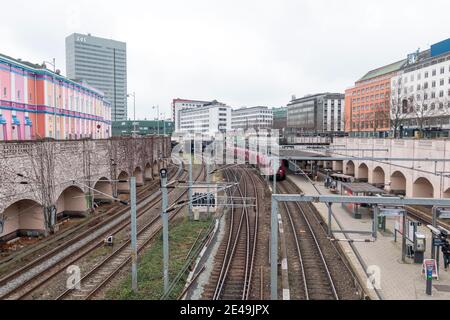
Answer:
287;174;450;300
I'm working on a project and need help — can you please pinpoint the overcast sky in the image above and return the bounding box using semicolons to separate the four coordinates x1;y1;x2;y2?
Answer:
1;0;449;120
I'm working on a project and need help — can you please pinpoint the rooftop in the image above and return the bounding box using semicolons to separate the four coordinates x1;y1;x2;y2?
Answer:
357;59;406;82
341;182;385;194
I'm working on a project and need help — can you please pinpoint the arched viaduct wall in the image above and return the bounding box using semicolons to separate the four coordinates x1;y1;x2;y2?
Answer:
0;136;170;240
332;138;450;199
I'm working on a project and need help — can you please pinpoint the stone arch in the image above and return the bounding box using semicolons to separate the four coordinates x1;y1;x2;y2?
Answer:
0;199;45;241
144;162;153;181
117;171;130;194
345;160;355;176
372;166;385;186
412;177;434;198
152;160;159;178
390;171;406;195
93;177;113;204
357;163;369;181
443;188;450;198
56;185;88;219
133;167;144;186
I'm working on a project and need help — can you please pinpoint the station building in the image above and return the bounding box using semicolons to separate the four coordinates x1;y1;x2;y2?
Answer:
0;53;111;141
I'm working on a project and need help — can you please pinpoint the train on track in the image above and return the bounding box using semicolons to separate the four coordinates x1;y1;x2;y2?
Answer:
232;145;287;181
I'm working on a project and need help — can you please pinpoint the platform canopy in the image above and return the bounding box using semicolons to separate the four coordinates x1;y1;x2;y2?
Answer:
341;182;385;194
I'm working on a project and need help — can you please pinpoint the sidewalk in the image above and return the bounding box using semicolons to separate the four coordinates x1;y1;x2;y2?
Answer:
287;174;450;300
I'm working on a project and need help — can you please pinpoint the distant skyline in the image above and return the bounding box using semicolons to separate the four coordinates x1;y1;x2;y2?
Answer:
2;0;449;120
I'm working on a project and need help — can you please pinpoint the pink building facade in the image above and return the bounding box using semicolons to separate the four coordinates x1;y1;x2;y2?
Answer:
0;53;111;141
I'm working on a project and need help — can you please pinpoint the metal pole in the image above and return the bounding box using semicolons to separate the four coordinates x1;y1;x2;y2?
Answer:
189;142;193;220
133;93;136;135
373;205;378;240
272;159;276;193
432;206;437;260
160;169;169;294
402;210;407;263
130;177;138;292
270;196;278;300
52;58;57;139
207;159;210;217
327;203;332;238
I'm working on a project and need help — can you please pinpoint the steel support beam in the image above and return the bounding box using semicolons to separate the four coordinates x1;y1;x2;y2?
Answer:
272;194;450;206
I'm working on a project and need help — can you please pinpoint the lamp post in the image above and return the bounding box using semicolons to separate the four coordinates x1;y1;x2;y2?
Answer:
43;58;57;139
152;105;159;135
127;92;136;135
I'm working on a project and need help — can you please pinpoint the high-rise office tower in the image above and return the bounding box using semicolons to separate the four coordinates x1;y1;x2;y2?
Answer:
66;33;127;121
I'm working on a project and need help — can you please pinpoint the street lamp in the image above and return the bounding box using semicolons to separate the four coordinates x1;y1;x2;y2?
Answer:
127;92;136;135
43;58;57;139
152;105;160;135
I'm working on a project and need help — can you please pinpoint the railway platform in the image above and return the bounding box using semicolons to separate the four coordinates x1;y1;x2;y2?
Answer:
286;174;450;300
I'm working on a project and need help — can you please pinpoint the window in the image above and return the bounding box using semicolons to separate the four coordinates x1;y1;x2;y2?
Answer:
3;87;6;97
417;84;421;90
432;69;436;76
441;79;444;86
425;72;429;78
17;90;21;100
418;73;421;80
432;81;436;88
431;92;436;99
424;82;428;89
440;91;444;98
441;67;445;74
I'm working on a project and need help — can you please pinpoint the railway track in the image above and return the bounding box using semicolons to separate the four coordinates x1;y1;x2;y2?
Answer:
56;161;206;300
203;165;261;300
278;181;338;300
278;178;363;300
406;205;450;230
0;161;190;300
0;170;170;276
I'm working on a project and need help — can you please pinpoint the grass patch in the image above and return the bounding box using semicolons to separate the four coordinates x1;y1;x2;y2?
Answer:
105;217;213;300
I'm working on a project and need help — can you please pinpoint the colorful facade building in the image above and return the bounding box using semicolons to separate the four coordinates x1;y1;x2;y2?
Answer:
0;53;111;141
344;60;406;138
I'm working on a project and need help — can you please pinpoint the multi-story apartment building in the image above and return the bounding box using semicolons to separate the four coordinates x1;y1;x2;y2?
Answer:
390;38;450;138
231;106;273;130
178;101;231;137
0;53;111;141
345;60;405;138
172;98;211;132
66;33;127;121
287;93;345;136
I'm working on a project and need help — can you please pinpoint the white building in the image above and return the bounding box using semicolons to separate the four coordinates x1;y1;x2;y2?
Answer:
172;98;211;133
178;101;232;137
391;42;450;137
231;106;273;130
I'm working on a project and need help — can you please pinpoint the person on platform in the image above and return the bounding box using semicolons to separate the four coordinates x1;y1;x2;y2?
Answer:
442;241;450;271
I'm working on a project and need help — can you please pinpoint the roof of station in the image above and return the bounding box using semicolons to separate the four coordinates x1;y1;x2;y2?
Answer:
341;182;385;194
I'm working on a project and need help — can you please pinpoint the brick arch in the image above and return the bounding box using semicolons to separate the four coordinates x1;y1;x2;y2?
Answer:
56;185;88;218
0;198;45;241
357;163;369;181
344;160;355;176
133;166;144;186
412;177;434;198
390;171;407;195
144;162;153;181
93;177;113;204
372;166;385;185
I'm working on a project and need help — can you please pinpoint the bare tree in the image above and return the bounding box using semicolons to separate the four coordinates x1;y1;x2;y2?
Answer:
28;141;57;235
390;79;408;138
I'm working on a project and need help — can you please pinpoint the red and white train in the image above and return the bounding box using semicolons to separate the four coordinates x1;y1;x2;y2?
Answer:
231;145;287;181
